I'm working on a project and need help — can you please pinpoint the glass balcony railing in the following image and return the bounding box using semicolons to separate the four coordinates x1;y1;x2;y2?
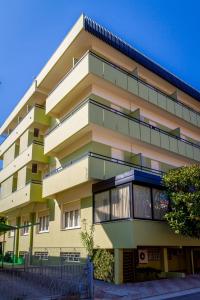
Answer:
45;98;200;162
44;151;163;180
47;51;200;128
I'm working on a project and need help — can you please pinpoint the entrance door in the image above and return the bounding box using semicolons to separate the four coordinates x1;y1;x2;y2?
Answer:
123;250;134;282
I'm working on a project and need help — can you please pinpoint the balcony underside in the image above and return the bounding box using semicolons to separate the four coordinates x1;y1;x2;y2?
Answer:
0;182;43;213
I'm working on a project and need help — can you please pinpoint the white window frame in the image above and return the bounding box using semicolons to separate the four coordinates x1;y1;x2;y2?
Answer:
38;213;49;233
8;220;15;238
21;217;29;236
60;252;80;263
62;203;80;230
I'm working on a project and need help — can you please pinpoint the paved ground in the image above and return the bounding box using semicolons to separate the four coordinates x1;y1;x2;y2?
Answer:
95;275;200;299
170;292;200;299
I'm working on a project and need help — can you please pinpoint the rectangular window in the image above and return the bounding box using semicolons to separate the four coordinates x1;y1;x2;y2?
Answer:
94;191;110;223
21;220;29;235
33;128;40;138
133;185;152;219
32;163;38;173
34;251;49;260
152;189;169;220
19;251;28;258
111;185;130;220
63;209;80;229
38;215;49;233
60;252;80;263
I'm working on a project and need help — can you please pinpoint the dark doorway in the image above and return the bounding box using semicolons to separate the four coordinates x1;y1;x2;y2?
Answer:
123;250;134;282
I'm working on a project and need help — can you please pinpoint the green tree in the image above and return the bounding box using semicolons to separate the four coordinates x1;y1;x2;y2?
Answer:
163;164;200;238
80;219;114;282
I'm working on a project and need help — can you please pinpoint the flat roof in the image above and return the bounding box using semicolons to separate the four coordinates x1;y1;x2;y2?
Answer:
84;16;200;103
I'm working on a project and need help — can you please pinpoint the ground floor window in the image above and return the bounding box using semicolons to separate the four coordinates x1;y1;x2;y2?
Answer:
152;188;169;220
21;219;29;235
63;209;80;229
94;191;110;222
38;215;49;233
34;251;49;260
60;252;80;262
93;183;168;223
111;185;130;220
133;185;152;219
19;251;28;258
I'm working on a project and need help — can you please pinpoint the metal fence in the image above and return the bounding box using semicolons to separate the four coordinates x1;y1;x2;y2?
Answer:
0;255;93;300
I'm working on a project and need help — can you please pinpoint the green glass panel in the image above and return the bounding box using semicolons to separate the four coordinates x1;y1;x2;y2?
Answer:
193;148;200;162
117;114;129;136
190;111;198;126
169;137;178;153
115;69;127;90
104;63;116;84
129;120;141;139
178;140;186;157
89;55;103;76
89;103;103;126
150;130;161;147
138;82;149;100
104;109;118;131
158;93;167;109
166;98;175;114
160;134;170;150
185;143;194;159
182;107;191;122
127;76;138;95
140;124;151;143
89;156;105;180
148;89;158;105
175;103;183;118
197;115;200;127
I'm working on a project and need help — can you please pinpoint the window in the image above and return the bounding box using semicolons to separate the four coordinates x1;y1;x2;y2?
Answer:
34;251;49;260
60;252;80;263
19;251;28;258
38;215;49;233
33;128;40;137
63;209;80;229
111;185;130;220
148;248;161;261
152;189;169;220
21;219;29;235
32;163;38;174
133;185;152;219
94;191;110;222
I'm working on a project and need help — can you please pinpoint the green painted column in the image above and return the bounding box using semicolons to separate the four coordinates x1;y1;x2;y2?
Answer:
161;247;168;272
29;212;36;257
114;248;123;284
15;216;21;260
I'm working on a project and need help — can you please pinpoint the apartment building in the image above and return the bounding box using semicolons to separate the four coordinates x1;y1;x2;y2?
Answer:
0;15;200;283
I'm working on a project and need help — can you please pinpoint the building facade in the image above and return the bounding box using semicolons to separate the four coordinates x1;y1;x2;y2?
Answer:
0;15;200;283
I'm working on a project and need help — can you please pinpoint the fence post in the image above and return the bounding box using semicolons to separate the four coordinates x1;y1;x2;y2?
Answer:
87;257;94;299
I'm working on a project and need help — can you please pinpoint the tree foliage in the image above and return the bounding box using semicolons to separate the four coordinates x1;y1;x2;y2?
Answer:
163;164;200;238
80;219;114;282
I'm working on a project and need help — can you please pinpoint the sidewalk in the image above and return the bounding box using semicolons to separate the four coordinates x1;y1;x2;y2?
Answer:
95;275;200;299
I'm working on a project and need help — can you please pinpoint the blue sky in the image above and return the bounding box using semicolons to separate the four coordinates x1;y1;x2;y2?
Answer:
0;0;200;128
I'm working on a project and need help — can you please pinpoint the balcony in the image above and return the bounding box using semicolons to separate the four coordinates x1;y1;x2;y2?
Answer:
0;105;50;157
0;141;48;183
45;99;200;162
46;51;200;128
43;152;162;198
0;180;43;213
